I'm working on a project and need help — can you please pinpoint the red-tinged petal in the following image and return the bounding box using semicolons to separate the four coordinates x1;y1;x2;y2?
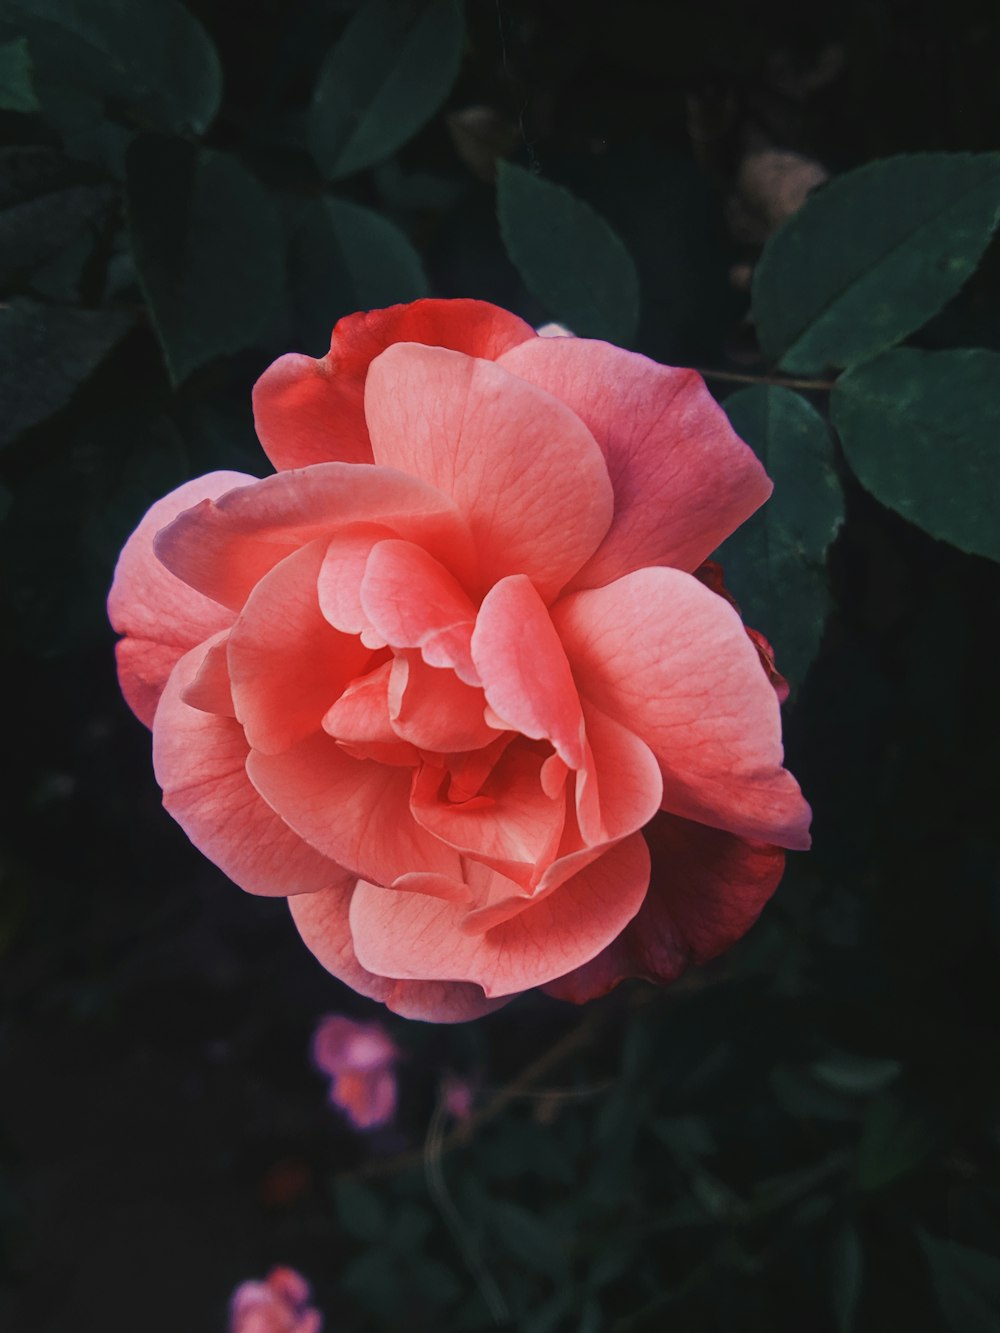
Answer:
472;575;586;769
181;635;235;716
289;884;508;1022
388;654;498;753
154;463;476;612
227;540;371;756
411;742;566;888
322;661;421;767
333;1066;397;1129
362;538;480;683
349;833;650;995
365;345;613;602
253;299;535;472
498;338;773;588
246;731;462;885
108;472;250;726
552;567;811;849
312;1015;397;1075
152;642;349;898
544;813;786;1002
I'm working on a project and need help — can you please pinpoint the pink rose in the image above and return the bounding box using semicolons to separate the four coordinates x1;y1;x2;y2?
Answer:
311;1014;399;1129
109;299;810;1022
228;1267;322;1333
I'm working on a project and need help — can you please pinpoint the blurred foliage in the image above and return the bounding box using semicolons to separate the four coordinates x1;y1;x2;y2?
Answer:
1;1;999;1330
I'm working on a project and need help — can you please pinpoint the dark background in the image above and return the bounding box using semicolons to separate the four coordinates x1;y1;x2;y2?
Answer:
1;2;999;1330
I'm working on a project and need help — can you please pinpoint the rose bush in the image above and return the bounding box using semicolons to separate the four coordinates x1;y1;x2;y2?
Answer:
109;299;810;1022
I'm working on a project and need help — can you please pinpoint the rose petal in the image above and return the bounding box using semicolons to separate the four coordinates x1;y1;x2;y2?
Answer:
289;884;508;1022
497;338;772;587
544;813;786;1001
316;526;394;642
253;299;535;472
472;574;586;769
181;635;235;716
349;832;650;996
388;654;499;753
247;732;462;885
228;539;371;755
108;472;250;725
410;741;566;888
154;463;475;612
153;640;349;897
365;345;614;602
553;567;811;849
574;700;663;847
361;538;480;684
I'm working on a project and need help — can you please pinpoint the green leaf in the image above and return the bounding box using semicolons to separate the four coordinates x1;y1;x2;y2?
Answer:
288;195;428;354
753;153;1000;373
0;298;131;448
0;36;38;112
717;386;844;688
309;0;463;180
8;0;221;135
0;148;112;289
334;1177;387;1241
810;1053;902;1097
832;347;1000;563
126;136;282;384
855;1094;936;1192
497;161;640;345
917;1231;1000;1333
490;1199;569;1278
829;1222;863;1333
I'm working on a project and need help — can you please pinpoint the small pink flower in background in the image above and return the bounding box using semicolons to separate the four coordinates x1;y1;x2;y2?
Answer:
442;1072;475;1122
228;1267;322;1333
311;1014;399;1129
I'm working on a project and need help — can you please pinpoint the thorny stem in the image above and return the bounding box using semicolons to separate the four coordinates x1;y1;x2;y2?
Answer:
695;367;837;392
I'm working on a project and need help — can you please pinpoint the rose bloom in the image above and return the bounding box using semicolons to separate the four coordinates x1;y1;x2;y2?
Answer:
228;1267;322;1333
311;1014;399;1129
109;299;810;1022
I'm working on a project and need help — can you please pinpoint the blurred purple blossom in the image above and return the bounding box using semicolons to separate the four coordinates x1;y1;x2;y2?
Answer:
311;1014;399;1129
228;1267;322;1333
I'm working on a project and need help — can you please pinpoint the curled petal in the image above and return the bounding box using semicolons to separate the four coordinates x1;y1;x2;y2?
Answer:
153;640;349;898
253;298;534;472
498;337;772;587
365;345;613;602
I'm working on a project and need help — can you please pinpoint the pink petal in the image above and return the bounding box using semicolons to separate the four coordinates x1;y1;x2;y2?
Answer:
349;832;650;996
154;463;475;612
574;700;663;847
312;1014;397;1074
227;539;371;755
253;299;535;472
472;575;586;769
410;741;566;888
108;472;250;725
246;732;462;885
289;884;508;1022
152;641;350;897
364;345;614;602
545;813;786;1001
552;568;811;849
316;526;393;641
180;635;235;716
332;1065;398;1129
388;653;498;753
361;538;480;684
497;338;772;587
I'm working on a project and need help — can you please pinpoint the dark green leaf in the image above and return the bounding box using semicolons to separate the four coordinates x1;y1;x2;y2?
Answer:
126;136;282;384
490;1199;569;1277
0;36;37;112
288;195;427;354
334;1177;387;1241
0;298;131;448
832;347;1000;563
309;0;463;180
8;0;221;135
497;161;640;344
810;1053;901;1097
718;386;844;689
829;1222;863;1333
0;148;112;289
917;1231;1000;1333
856;1094;936;1191
753;153;1000;373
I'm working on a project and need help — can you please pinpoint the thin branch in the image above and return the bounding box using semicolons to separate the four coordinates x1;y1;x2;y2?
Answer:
695;367;836;392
